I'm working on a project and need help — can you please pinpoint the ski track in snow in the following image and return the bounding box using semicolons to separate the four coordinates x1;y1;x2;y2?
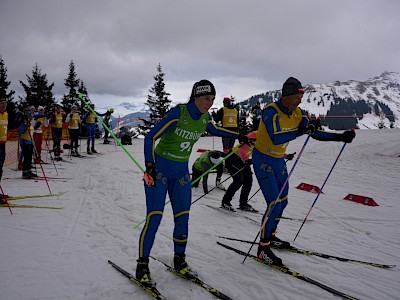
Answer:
1;129;400;300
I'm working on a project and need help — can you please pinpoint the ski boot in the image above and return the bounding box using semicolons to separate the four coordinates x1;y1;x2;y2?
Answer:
257;239;283;266
174;253;197;277
238;203;258;212
270;231;291;249
22;170;37;179
0;194;10;204
221;202;236;212
136;257;155;287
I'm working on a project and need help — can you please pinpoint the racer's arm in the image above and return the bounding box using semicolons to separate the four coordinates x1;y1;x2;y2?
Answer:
206;117;238;139
144;106;180;163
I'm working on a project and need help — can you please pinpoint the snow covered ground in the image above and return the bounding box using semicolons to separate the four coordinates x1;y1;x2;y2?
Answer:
1;129;399;300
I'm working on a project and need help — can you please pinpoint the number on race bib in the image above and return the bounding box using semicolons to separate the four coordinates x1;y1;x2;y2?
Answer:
180;141;192;152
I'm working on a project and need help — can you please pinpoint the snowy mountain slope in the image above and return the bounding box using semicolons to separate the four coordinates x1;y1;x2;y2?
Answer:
1;129;399;300
97;101;148;120
243;72;400;129
302;71;400;116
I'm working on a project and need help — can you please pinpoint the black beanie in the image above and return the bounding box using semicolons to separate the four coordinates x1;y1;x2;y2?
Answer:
192;80;216;98
282;77;304;97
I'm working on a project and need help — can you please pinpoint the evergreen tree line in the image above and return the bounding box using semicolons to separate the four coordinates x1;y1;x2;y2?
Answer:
0;56;91;120
0;56;173;135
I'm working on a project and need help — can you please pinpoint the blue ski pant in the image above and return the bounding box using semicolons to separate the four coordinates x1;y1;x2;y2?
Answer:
85;123;96;144
139;155;192;258
252;148;288;240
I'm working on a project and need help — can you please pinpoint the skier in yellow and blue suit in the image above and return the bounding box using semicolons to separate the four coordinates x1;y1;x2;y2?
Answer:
136;79;250;286
253;77;356;266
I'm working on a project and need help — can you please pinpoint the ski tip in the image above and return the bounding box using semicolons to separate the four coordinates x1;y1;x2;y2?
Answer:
382;264;396;269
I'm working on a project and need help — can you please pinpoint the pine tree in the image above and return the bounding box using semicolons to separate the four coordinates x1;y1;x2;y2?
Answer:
0;56;15;101
78;80;90;112
19;64;56;111
139;63;171;133
77;80;91;136
0;56;17;114
61;60;80;113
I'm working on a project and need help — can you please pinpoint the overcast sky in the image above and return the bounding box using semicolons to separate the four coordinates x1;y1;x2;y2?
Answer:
1;0;399;108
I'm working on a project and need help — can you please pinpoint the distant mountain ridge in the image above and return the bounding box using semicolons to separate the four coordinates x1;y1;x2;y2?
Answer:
97;101;149;131
241;71;400;129
100;72;400;131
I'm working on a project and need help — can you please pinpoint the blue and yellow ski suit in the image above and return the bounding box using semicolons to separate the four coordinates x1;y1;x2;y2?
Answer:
253;100;341;240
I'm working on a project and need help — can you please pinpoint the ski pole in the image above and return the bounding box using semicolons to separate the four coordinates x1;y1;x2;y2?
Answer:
0;185;13;215
29;125;52;194
109;123;118;151
247;187;261;203
66;127;72;159
242;134;311;264
78;93;145;172
293;142;347;241
44;127;59;175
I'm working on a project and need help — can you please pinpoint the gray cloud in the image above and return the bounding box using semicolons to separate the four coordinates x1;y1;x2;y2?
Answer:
1;0;399;107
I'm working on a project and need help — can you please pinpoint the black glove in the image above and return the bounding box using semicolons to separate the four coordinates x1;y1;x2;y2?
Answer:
144;162;156;187
245;159;252;166
342;130;356;143
285;152;296;161
34;121;42;130
298;119;321;135
237;134;251;145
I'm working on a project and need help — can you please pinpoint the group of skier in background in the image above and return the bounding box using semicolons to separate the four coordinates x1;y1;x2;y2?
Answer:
0;97;114;185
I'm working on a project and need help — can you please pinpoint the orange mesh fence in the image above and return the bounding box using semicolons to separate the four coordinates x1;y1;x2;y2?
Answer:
5;124;72;166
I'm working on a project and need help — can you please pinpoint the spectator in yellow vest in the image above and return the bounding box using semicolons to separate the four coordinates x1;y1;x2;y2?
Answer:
65;104;81;156
212;97;239;152
49;104;65;161
0;98;8;186
18;104;36;179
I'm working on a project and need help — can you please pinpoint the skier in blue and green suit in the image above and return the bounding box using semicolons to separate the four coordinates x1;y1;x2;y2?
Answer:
136;79;250;286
